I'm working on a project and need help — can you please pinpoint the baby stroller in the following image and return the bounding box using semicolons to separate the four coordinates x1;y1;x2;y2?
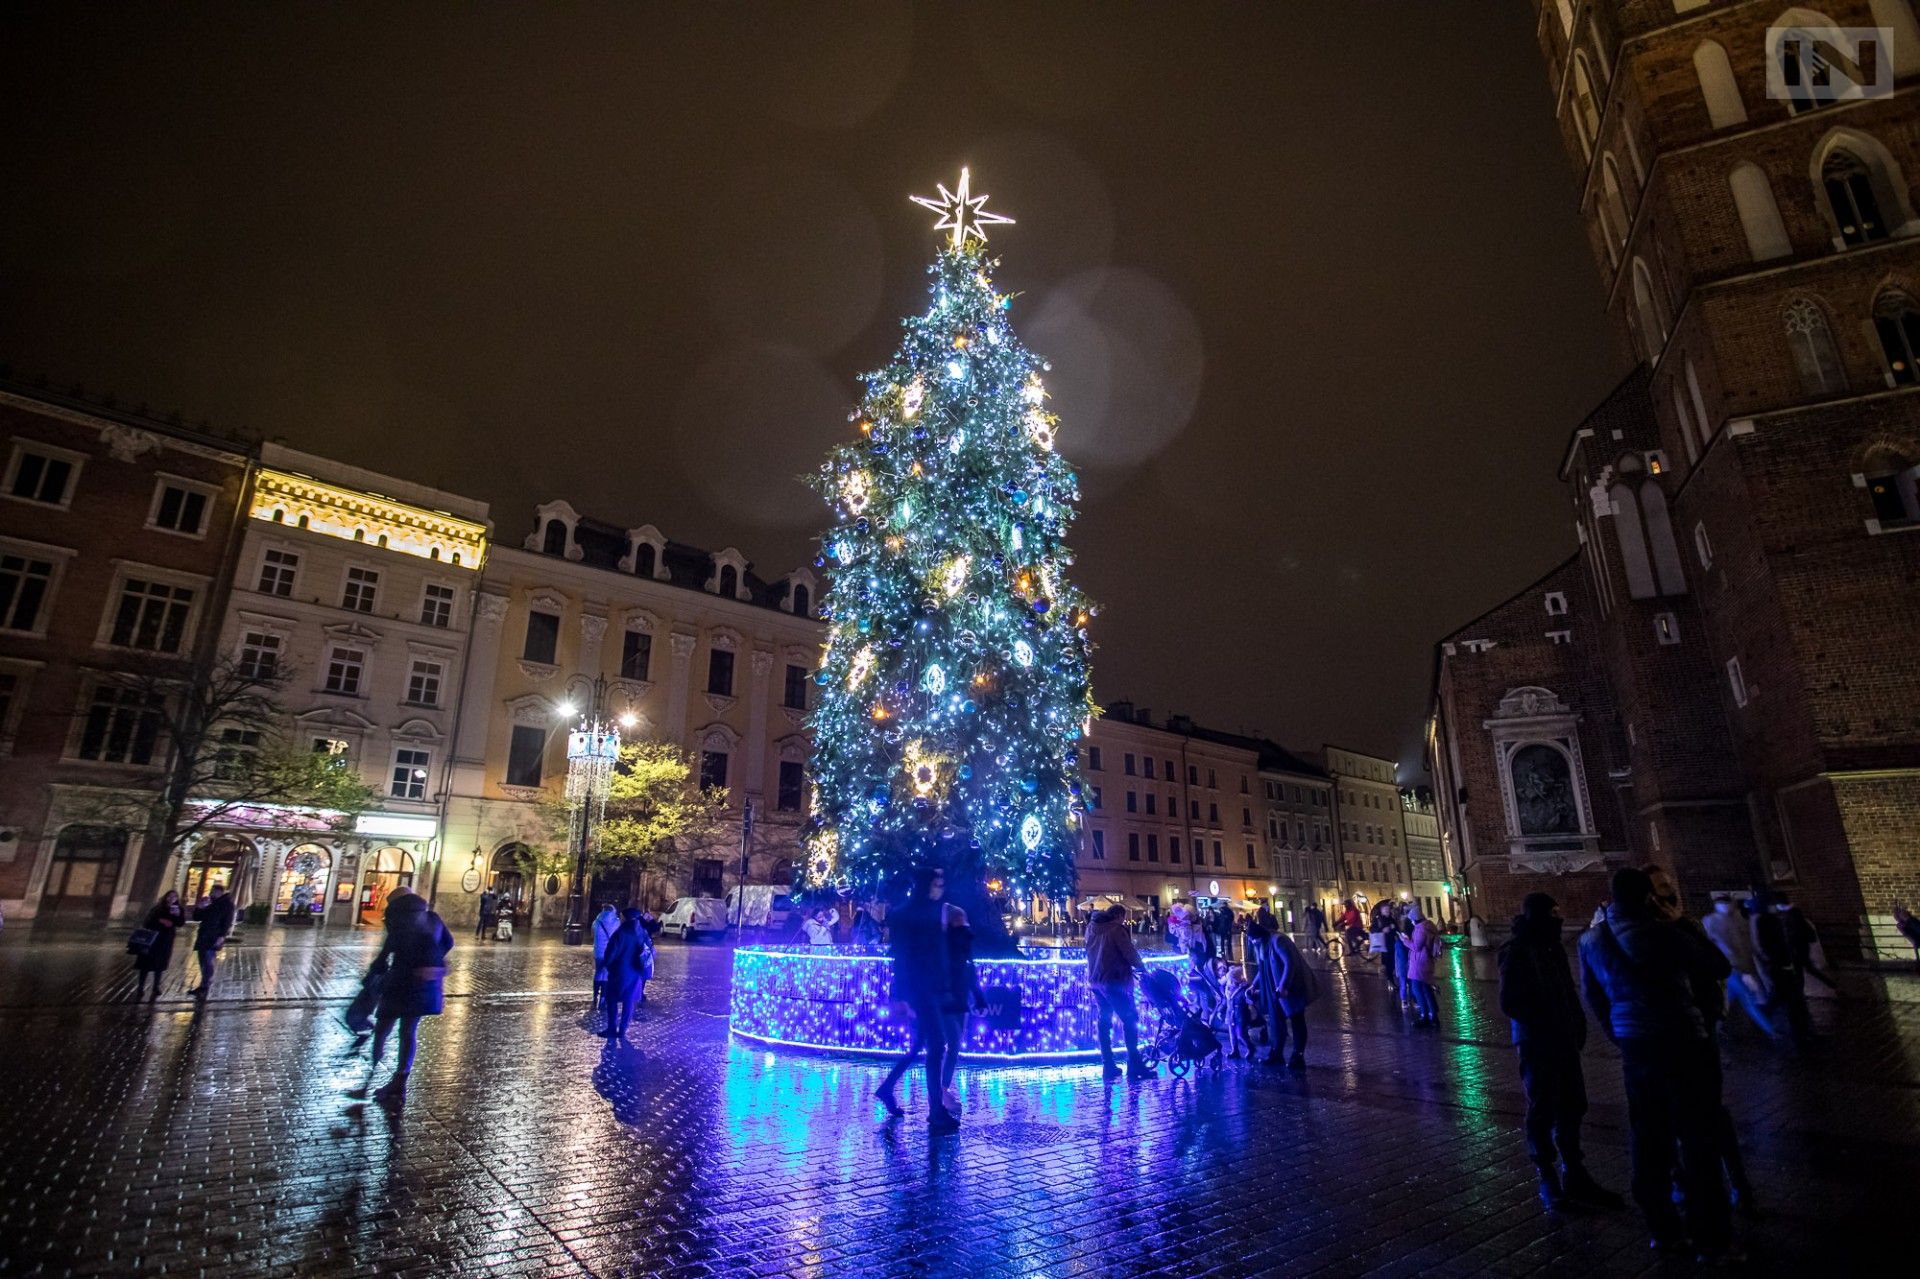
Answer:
1137;968;1225;1078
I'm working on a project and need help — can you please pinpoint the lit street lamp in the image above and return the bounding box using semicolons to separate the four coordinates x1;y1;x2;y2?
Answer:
558;673;635;945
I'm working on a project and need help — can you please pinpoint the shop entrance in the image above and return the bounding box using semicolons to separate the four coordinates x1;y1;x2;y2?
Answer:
489;844;530;923
358;847;415;924
40;825;129;918
185;836;255;909
275;844;332;925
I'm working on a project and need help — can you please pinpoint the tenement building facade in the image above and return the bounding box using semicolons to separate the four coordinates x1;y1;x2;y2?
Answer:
1432;2;1920;949
0;383;252;920
437;501;824;931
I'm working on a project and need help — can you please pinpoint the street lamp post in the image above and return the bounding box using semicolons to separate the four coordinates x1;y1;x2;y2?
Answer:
560;673;628;946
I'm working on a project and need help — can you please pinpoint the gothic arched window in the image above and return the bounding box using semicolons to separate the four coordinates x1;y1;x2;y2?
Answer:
1784;298;1845;393
1873;290;1920;385
1824;148;1888;246
1693;40;1747;128
1571;53;1602;156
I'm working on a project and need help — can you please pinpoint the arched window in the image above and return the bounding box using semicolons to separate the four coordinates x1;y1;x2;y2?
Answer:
1823;148;1889;246
1632;259;1668;355
1670;383;1699;463
1685;358;1713;451
635;542;655;577
1729;162;1792;261
1784;299;1846;393
1863;446;1920;525
1571;53;1602;156
1554;0;1573;37
1608;453;1687;598
792;584;810;617
541;519;568;556
1874;291;1920;385
1601;156;1631;247
718;565;738;598
1693;40;1747;128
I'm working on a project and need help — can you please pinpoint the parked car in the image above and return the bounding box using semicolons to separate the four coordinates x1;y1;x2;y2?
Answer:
660;896;729;941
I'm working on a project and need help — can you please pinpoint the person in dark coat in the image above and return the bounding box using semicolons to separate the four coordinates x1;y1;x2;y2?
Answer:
353;890;453;1106
134;891;186;1000
188;885;236;997
1581;868;1734;1261
1247;905;1315;1071
600;908;653;1038
1498;892;1621;1210
936;901;985;1114
1750;886;1811;1044
477;888;498;940
876;866;960;1129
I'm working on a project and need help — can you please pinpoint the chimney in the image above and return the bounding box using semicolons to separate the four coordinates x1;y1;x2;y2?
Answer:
1135;706;1153;725
1169;714;1194;733
1105;700;1134;722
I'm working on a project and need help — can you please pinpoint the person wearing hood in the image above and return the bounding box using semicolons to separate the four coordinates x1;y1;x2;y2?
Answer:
1580;868;1734;1261
352;890;453;1107
1499;892;1620;1210
1085;904;1154;1081
591;903;621;1013
1404;901;1443;1027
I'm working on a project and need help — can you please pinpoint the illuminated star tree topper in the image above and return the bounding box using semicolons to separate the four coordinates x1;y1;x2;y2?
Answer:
805;168;1095;908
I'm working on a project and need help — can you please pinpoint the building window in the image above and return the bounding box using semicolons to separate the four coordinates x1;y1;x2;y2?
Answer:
78;685;164;764
1145;793;1157;816
1822;148;1887;244
6;444;77;506
342;567;379;614
238;631;281;680
1087;746;1102;771
1654;612;1681;645
108;578;194;653
0;550;55;633
1212;840;1223;867
784;663;808;710
1170;836;1182;863
1784;299;1846;395
621;631;652;681
1090;830;1105;861
634;543;655;577
1694;521;1714;568
406;659;443;706
1128;832;1140;861
718;565;738;598
148;481;209;536
1866;450;1920;526
1142;756;1154;778
1190;799;1200;819
708;649;735;697
1246;843;1257;869
1545;591;1568;616
1570;52;1601;154
700;749;729;789
1187;764;1198;784
324;646;366;696
1123;753;1136;776
313;736;352;765
421;583;455;628
542;520;568;556
506;724;545;786
1726;656;1748;707
258;548;298;598
0;671;16;738
1242;806;1252;827
777;760;805;812
390;747;431;800
1125;790;1137;814
523;610;560;664
1873;291;1920;385
792;584;811;617
1146;834;1159;863
1207;769;1217;789
1208;802;1219;823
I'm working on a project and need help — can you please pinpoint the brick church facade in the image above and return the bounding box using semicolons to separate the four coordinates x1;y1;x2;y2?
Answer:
1429;0;1920;953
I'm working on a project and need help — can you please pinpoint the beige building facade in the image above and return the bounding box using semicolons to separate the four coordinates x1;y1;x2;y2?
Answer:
1324;745;1410;917
437;503;824;930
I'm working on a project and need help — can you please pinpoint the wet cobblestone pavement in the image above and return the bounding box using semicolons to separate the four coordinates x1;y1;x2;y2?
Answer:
0;924;1911;1276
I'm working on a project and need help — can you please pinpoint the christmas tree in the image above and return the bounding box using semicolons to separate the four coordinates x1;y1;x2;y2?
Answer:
805;169;1096;909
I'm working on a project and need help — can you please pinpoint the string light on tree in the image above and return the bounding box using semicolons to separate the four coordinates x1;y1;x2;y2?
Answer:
806;168;1095;904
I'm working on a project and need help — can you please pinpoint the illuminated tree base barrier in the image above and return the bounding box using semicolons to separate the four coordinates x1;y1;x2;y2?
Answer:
729;945;1190;1063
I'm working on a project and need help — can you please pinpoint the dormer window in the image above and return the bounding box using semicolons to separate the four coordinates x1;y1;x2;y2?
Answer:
523;500;582;562
541;521;567;556
718;565;738;598
784;568;818;618
636;543;656;577
707;548;751;601
792;584;810;617
622;525;669;580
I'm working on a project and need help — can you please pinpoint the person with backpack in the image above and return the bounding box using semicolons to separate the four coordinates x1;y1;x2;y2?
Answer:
1581;868;1735;1261
352;890;453;1108
1498;892;1621;1211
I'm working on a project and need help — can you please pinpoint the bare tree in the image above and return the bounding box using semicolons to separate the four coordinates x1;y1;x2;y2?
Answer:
77;654;377;904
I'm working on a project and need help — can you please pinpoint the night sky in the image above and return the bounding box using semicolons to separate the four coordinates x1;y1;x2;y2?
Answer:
0;3;1623;771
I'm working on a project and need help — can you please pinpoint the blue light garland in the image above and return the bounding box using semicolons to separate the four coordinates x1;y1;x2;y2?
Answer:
730;944;1185;1061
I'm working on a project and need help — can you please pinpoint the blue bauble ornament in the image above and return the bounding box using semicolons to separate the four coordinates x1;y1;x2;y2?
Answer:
1033;597;1052;614
962;699;977;713
958;765;973;780
1010;488;1028;503
1020;777;1039;794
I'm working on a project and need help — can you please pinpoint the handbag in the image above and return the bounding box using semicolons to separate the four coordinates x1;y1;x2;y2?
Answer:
126;928;158;955
1368;929;1387;954
976;984;1022;1031
344;969;386;1034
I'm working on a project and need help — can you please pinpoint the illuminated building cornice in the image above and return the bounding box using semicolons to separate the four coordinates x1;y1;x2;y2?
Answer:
250;468;489;569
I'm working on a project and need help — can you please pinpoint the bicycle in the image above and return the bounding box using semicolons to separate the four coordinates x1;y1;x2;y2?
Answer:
1323;934;1346;962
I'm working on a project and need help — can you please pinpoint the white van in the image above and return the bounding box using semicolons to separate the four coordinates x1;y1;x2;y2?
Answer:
660;896;729;941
